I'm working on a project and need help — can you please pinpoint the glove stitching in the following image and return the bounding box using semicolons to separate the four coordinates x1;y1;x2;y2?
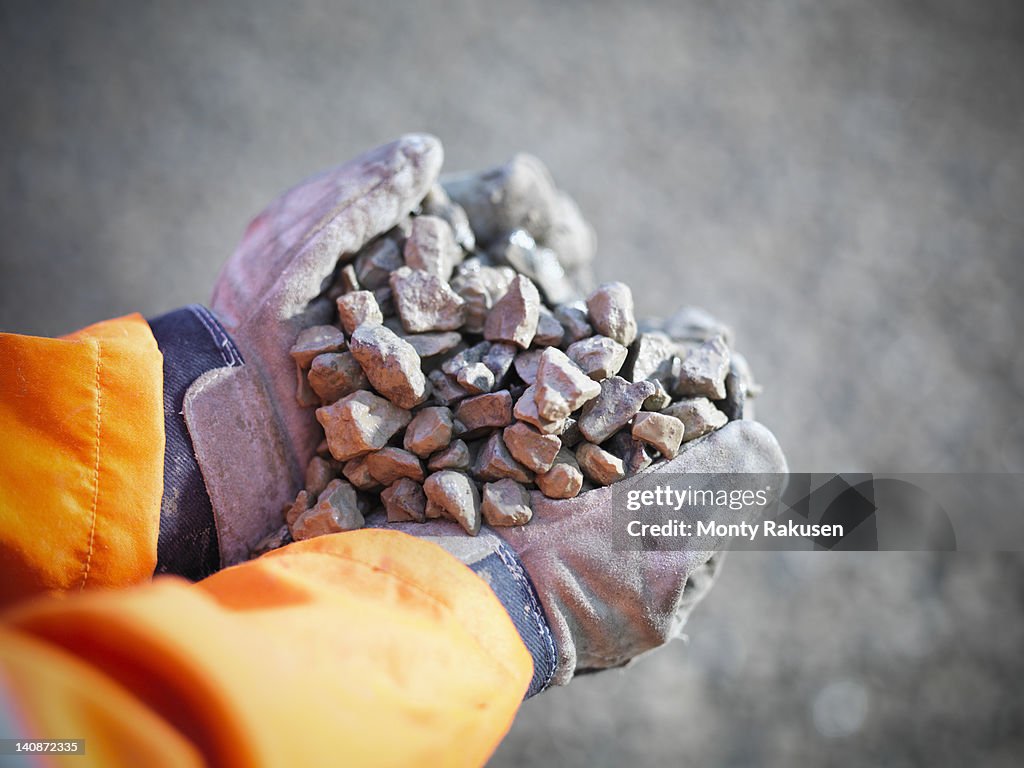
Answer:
187;304;244;368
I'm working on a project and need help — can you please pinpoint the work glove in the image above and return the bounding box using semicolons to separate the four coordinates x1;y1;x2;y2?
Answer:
187;134;787;691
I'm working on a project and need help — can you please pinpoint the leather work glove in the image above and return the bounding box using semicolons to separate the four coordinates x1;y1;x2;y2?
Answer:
185;134;787;690
183;134;443;565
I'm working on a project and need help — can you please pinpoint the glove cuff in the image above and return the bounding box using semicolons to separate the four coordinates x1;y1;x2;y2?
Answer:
148;304;244;579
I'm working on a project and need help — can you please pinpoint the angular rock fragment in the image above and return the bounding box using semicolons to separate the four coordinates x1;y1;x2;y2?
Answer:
503;421;561;473
399;331;462;358
381;477;428;523
365;447;425;485
316;390;411;461
454;390;514;437
450;261;516;334
348;325;428;409
662;397;729;443
484;342;517;386
484;274;541;349
342;454;381;491
533;347;601;421
576;442;626;486
719;352;758;421
535;447;584;499
632;412;686;458
675;335;730;401
457;362;494;394
295;367;320;407
290;325;346;369
642;380;673;411
400;408;452;460
285;489;313;527
336;290;383;335
427;439;471;472
491;229;576;304
566;335;628;380
338;263;360;294
442;340;490;376
554;303;593;345
578;376;656;444
473;432;534;484
291;479;364;540
373;286;394;317
355;236;403;290
420;183;476;251
250;524;292;557
625;332;679;391
424;471;481;535
533;305;565;347
403;215;462;281
481;479;533;526
604;430;653;476
426;369;470;406
513;383;566;434
558;417;583;447
390;266;466;333
663;306;734;346
308;352;369;403
304;455;335;499
586;282;637;347
513;349;543;385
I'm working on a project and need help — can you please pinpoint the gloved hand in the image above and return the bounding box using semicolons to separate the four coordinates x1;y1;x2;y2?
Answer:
184;134;443;565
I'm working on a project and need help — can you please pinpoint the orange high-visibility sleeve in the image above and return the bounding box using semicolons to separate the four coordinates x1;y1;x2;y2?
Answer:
0;315;164;606
2;529;533;767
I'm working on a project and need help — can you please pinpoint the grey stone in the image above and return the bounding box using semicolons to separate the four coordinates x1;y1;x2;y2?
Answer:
484;274;541;349
720;352;758;421
419;183;475;252
335;290;383;335
513;349;544;385
481;479;533;526
316;390;411;461
533;347;602;421
604;430;653;476
642;380;673;411
473;432;534;484
545;191;597;274
534;305;566;347
390;266;466;333
308;352;369;403
441;340;491;377
290;324;346;368
535;447;584;499
426;439;471;472
450;261;516;334
403;406;455;457
491;229;576;305
424;471;481;535
675;335;730;400
341;454;382;491
291;479;364;540
576;442;626;486
355;236;403;290
365;447;425;485
250;524;292;557
663;397;729;443
403;214;461;281
483;342;517;386
399;331;462;358
304;455;335;499
457;362;494;394
558;417;583;447
443;153;560;245
566;335;628;380
663;305;734;346
503;421;562;473
578;376;657;444
586;282;638;346
426;369;470;406
348;325;428;409
454;390;514;437
626;331;680;389
373;286;394;317
554;303;593;345
513;383;567;434
381;477;427;523
632;411;686;458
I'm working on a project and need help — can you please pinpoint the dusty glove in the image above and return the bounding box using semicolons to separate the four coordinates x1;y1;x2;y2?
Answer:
184;134;443;565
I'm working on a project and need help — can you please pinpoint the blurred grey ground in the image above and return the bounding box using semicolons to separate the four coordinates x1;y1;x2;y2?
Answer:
1;1;1022;765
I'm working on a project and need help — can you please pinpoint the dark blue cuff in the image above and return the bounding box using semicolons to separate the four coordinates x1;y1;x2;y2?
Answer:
147;304;244;581
467;538;558;698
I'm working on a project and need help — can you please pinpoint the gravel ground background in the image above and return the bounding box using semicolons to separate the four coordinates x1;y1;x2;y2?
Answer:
2;2;1022;765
